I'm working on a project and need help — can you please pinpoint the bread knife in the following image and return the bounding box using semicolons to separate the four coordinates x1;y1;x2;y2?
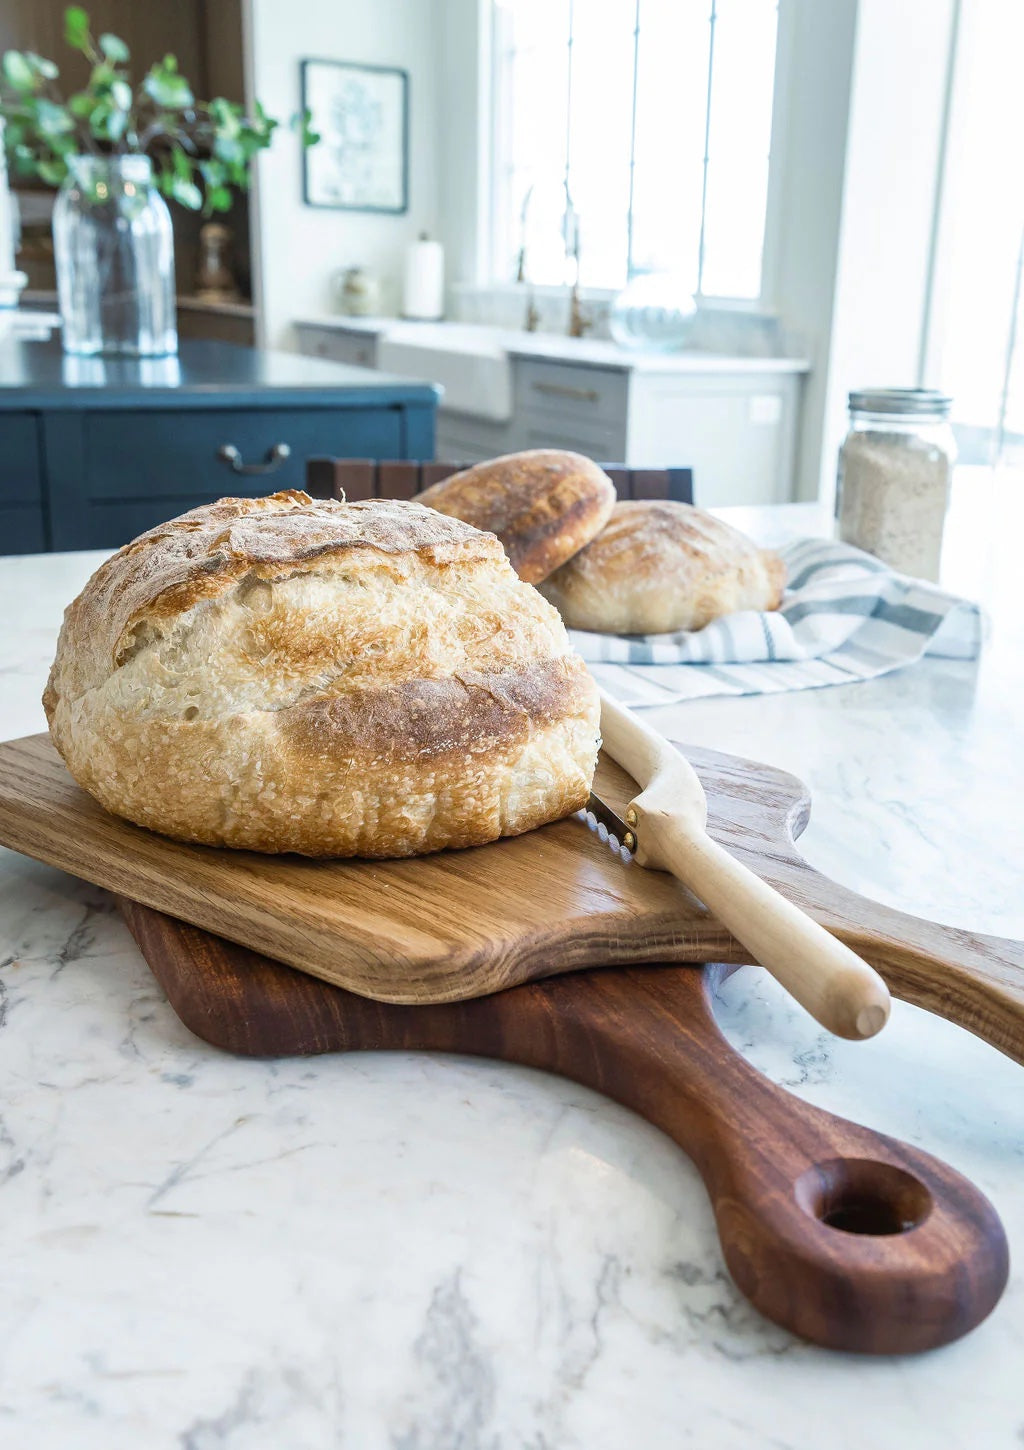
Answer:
589;689;891;1041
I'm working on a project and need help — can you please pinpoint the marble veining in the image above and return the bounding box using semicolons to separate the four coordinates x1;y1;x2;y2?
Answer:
1;504;1023;1448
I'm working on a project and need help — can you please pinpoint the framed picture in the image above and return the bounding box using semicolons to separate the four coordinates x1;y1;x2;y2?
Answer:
301;59;408;214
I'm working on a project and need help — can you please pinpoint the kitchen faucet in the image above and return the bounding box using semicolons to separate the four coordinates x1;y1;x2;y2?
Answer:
563;193;591;338
516;186;540;332
568;275;591;339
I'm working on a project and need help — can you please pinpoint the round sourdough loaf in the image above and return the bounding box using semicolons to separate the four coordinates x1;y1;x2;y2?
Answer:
43;490;600;857
415;449;616;583
539;499;787;635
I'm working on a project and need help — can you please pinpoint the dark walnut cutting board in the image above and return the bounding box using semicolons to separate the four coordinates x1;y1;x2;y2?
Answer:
120;904;1009;1355
0;732;1021;1061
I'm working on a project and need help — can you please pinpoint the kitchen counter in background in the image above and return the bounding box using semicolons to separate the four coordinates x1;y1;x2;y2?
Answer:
294;317;809;506
1;480;1022;1449
294;314;811;374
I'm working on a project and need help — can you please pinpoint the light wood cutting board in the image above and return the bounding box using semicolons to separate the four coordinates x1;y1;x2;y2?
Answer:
0;732;1021;1060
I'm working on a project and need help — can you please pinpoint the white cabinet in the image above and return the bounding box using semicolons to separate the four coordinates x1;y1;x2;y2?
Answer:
623;370;802;506
508;358;801;505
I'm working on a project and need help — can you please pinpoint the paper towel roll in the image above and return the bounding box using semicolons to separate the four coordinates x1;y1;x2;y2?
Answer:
402;233;444;321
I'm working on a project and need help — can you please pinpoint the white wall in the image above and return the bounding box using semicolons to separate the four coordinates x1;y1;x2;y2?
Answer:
246;0;440;349
435;0;489;297
763;0;858;501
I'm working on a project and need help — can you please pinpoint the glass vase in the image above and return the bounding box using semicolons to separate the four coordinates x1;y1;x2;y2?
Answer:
52;154;177;357
608;272;696;353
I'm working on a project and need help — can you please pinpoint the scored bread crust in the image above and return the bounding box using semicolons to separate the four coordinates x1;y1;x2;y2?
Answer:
539;499;787;635
44;490;600;857
415;449;616;583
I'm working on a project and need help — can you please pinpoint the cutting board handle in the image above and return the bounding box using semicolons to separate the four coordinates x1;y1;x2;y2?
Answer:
786;877;1024;1065
682;740;1024;1065
523;964;1008;1354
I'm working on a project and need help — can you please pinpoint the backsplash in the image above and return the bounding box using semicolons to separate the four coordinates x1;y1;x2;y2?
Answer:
448;283;802;359
450;283;615;339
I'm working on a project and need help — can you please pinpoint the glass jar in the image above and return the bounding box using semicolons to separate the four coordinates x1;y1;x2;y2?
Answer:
52;155;177;357
837;389;956;581
335;265;381;317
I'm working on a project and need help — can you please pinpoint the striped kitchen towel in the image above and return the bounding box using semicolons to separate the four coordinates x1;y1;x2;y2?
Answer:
572;536;984;706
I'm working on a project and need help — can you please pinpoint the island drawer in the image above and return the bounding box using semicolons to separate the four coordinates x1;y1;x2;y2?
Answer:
0;503;46;553
0;415;42;505
82;408;404;502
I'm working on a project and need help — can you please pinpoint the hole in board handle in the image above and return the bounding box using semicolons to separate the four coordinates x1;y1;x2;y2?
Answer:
795;1159;933;1237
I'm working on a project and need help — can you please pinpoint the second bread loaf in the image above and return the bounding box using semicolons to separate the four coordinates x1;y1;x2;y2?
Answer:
416;449;616;584
539;499;786;635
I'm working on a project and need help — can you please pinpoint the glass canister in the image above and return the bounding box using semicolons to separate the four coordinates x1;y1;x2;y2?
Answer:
335;265;381;317
52;154;177;357
837;388;955;581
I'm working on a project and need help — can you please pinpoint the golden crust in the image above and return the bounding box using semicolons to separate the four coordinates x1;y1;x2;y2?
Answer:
43;489;501;711
539;500;787;635
416;450;616;583
44;491;600;857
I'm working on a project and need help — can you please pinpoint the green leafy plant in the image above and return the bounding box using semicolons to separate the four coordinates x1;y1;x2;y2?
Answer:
0;6;319;212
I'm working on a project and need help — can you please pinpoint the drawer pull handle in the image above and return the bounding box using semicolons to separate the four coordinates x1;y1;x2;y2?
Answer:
531;381;599;404
217;442;292;475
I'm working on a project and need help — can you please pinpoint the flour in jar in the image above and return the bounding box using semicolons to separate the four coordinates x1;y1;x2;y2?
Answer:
838;428;953;581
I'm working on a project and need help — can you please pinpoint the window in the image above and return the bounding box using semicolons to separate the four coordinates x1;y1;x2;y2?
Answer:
926;0;1024;459
491;0;779;298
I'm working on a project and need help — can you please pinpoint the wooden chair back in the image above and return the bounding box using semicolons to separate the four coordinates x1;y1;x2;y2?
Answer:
306;458;694;505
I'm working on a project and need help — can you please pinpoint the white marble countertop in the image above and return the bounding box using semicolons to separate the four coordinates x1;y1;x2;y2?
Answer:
1;481;1022;1449
294;314;811;375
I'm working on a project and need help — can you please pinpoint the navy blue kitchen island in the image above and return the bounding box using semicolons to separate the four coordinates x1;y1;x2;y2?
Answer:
0;337;440;553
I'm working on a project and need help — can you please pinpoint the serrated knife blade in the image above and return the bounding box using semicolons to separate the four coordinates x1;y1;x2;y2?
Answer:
583;791;637;854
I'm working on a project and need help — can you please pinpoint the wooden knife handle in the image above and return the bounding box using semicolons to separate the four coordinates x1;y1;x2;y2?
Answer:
599;691;892;1040
521;965;1008;1354
636;809;892;1040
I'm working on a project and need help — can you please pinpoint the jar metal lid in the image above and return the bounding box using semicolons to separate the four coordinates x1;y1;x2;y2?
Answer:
848;387;952;418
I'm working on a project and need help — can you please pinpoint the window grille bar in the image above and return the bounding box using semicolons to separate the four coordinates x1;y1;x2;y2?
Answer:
625;0;642;278
563;0;575;217
696;0;718;297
